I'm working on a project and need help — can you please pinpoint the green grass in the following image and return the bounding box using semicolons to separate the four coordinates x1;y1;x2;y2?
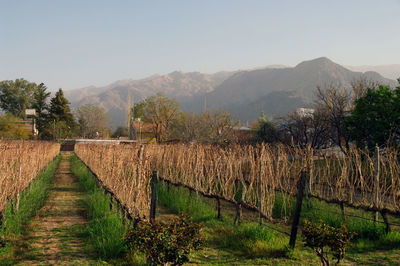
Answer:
272;191;400;252
157;182;217;222
208;222;289;258
158;181;400;265
1;155;61;238
70;155;128;260
157;183;290;259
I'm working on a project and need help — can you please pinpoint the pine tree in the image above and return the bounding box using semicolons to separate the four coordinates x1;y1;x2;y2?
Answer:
44;89;76;139
32;83;50;135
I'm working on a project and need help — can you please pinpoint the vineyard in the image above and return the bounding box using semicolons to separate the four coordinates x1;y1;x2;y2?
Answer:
0;141;60;211
75;143;400;221
0;141;399;264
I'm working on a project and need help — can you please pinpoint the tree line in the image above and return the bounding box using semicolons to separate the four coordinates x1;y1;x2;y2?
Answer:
255;78;400;152
122;92;238;144
0;78;109;140
2;76;398;149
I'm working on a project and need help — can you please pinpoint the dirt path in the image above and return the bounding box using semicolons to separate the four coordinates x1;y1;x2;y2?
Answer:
15;153;97;265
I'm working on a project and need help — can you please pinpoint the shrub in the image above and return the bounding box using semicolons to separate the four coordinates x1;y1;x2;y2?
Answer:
302;219;356;266
126;215;203;265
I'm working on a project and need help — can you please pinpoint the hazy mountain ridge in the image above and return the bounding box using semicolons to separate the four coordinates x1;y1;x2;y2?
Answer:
66;58;396;127
204;57;395;122
68;71;236;126
346;65;400;80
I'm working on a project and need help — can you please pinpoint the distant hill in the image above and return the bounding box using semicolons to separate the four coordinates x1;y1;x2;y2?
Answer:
203;57;395;122
66;71;236;127
66;57;396;127
346;65;400;80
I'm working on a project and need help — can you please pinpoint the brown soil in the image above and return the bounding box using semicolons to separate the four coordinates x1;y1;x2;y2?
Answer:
15;153;97;265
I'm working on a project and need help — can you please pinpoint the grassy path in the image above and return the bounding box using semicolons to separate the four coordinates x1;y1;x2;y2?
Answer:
14;153;97;265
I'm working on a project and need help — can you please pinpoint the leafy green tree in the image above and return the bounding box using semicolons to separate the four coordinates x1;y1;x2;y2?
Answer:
345;82;400;151
32;83;50;135
43;89;77;139
135;93;180;142
75;104;110;138
0;79;37;117
254;111;278;143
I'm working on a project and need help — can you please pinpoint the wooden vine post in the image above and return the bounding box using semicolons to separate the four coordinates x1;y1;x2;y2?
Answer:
289;170;307;249
258;163;262;226
374;146;380;223
234;201;242;225
150;170;158;223
216;198;221;219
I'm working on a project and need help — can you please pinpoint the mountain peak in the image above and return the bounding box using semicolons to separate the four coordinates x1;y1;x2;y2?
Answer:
294;57;344;73
295;57;335;68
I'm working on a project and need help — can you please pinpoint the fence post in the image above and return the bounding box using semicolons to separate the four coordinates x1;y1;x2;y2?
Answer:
234;201;242;225
216;198;221;219
258;164;263;225
340;202;346;221
374;146;380;223
289;170;307;249
150;170;158;222
380;210;391;233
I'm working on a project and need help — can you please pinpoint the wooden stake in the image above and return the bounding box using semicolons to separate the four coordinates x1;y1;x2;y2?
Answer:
340;202;346;221
216;198;221;219
150;170;158;222
234;201;242;225
374;146;380;223
380;210;391;233
258;164;262;225
289;170;307;249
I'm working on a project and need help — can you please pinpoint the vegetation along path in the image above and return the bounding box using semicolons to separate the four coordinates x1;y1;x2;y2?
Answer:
15;153;97;265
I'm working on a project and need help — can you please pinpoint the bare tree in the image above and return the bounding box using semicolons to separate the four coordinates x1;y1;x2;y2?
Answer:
171;110;238;144
315;79;380;152
315;84;351;151
350;78;379;107
282;108;330;149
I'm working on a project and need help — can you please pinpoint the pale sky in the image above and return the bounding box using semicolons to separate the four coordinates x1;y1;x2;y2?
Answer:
1;0;399;90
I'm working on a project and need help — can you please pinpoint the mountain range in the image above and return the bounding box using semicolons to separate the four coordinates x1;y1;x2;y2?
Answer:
65;57;397;127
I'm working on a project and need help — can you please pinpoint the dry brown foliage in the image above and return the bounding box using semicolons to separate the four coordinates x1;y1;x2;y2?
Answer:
74;144;151;219
75;143;400;220
0;141;60;211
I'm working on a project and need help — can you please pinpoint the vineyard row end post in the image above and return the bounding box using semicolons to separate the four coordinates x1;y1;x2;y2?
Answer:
289;170;307;249
150;170;158;223
374;146;380;223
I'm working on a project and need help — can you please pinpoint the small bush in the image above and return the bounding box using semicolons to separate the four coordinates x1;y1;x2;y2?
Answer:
126;215;203;265
302;219;356;266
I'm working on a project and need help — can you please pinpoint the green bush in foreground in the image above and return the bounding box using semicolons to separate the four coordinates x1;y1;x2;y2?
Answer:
126;215;204;265
302;219;356;266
